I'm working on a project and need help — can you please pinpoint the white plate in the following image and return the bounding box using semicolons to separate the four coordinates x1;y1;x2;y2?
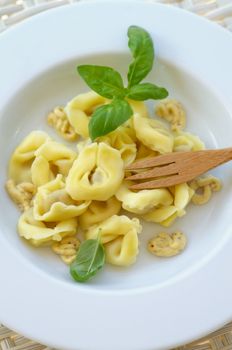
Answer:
1;1;232;349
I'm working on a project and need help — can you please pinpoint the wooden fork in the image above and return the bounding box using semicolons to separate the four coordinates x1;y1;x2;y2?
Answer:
125;148;232;190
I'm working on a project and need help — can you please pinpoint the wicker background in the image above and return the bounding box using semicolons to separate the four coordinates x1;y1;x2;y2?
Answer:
1;0;232;349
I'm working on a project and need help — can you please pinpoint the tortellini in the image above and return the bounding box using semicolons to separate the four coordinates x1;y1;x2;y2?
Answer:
174;132;205;152
33;175;90;222
31;141;77;187
99;126;137;166
133;113;174;154
66;142;124;201
136;143;157;160
65;91;107;138
116;181;173;214
9;131;51;184
85;215;142;266
18;208;78;246
142;183;194;227
79;197;121;230
128;100;148;118
6;89;222;271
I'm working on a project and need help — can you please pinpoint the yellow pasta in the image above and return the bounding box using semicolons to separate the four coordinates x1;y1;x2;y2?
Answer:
136;143;158;160
9;131;51;184
99;126;137;166
31;141;77;187
66;142;124;201
143;183;194;227
6;86;223;272
86;215;142;266
79;197;121;230
18;208;78;246
116;181;173;214
133;113;174;154
65;91;107;138
33;175;90;222
128;99;148;118
174;131;205;152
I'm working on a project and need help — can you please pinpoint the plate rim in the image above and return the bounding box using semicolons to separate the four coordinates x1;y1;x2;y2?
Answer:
1;2;232;349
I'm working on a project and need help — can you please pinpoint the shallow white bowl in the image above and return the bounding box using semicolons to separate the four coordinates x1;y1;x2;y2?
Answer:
1;1;232;349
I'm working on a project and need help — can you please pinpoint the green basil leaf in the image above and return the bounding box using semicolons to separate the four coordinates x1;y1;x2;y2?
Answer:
126;83;168;100
70;238;105;282
127;26;154;87
77;65;125;99
89;98;133;140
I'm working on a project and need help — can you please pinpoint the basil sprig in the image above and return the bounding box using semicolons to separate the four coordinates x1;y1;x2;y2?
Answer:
89;98;133;140
127;25;154;87
77;25;168;140
70;233;105;283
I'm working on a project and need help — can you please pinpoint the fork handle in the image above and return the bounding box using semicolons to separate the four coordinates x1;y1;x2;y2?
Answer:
209;147;232;165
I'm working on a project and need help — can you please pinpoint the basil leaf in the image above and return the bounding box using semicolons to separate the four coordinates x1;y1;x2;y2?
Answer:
127;26;154;87
89;98;133;140
77;65;125;99
126;83;168;101
70;238;105;282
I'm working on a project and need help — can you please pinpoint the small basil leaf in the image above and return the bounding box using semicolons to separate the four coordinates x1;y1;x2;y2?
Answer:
77;65;125;99
70;238;105;282
126;83;168;101
89;98;133;140
127;26;154;87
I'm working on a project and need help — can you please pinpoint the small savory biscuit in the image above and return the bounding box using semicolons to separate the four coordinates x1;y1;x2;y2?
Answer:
155;99;186;132
189;175;222;205
47;107;77;141
148;231;187;257
5;179;36;211
52;236;80;264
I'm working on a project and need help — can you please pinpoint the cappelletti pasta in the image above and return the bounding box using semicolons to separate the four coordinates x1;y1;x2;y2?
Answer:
6;90;222;276
116;181;173;214
85;215;142;266
31;141;77;187
18;208;78;247
133;113;174;153
33;175;90;222
65;91;107;138
66;142;124;201
142;183;194;227
9;131;51;184
99;126;137;166
79;197;121;230
174;131;205;152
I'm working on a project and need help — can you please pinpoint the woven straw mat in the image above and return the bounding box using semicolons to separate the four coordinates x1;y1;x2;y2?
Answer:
1;0;232;349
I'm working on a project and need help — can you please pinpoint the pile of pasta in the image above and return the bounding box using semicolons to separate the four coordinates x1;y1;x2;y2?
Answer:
6;92;222;266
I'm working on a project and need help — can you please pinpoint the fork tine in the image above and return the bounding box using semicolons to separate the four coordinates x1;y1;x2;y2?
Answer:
126;163;178;181
129;174;185;190
126;153;181;170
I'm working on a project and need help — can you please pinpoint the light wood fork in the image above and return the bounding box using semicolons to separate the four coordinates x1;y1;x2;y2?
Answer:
126;148;232;190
